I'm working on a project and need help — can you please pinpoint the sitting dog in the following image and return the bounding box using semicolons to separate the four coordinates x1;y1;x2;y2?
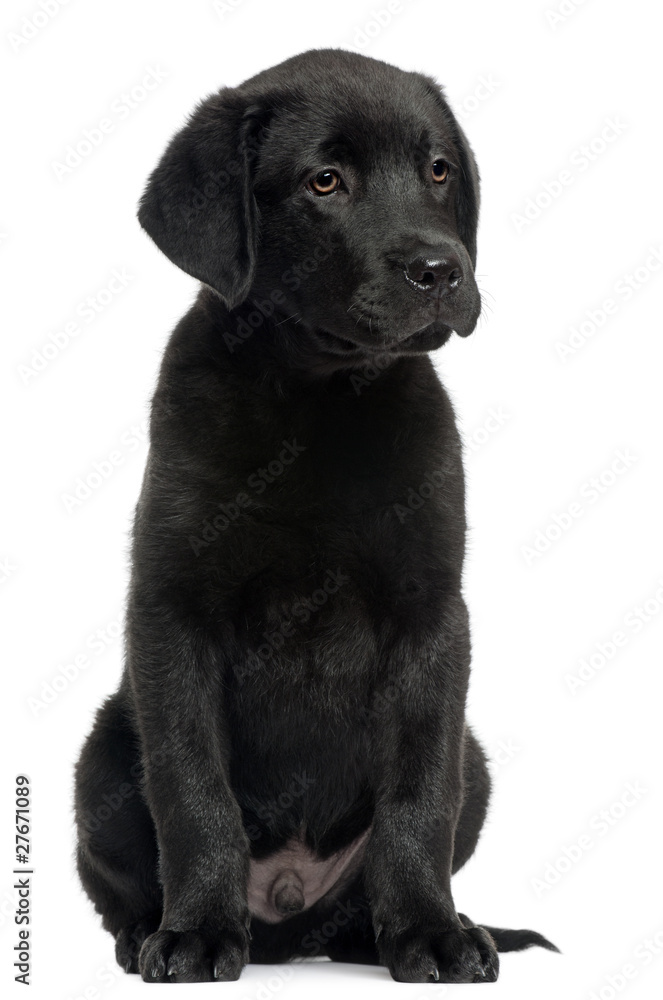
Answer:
74;48;558;983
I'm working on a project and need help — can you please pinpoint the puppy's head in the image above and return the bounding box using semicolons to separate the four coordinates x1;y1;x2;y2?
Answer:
139;49;481;358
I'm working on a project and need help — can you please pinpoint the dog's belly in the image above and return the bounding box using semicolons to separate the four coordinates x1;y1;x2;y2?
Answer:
248;825;372;923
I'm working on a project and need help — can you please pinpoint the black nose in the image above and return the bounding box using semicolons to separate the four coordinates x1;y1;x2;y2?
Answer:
403;255;463;296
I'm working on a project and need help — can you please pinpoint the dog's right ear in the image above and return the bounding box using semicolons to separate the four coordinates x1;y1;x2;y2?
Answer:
138;90;266;310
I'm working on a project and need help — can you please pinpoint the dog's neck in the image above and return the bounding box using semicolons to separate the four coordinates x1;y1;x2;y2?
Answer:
197;286;415;385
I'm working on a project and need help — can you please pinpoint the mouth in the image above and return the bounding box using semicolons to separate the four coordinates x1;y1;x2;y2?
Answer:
340;276;481;346
310;324;456;364
316;310;457;357
310;328;366;356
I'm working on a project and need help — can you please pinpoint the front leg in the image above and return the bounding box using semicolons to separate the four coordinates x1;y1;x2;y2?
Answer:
364;594;498;983
127;598;250;983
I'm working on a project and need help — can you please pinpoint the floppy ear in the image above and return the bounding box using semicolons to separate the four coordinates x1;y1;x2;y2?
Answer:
449;116;480;271
138;90;265;309
422;79;481;270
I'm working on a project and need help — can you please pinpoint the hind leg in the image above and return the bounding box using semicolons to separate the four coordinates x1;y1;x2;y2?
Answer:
318;879;380;966
452;725;492;873
74;686;162;973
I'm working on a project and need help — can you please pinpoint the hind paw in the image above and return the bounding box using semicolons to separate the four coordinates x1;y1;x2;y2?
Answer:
115;915;161;974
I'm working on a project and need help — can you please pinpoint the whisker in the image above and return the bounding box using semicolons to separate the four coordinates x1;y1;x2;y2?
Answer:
274;313;300;327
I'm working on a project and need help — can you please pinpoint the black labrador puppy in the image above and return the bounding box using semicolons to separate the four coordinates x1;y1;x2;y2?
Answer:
74;48;558;984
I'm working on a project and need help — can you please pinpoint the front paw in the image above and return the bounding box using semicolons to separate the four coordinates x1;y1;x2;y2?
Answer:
138;923;249;983
380;922;499;983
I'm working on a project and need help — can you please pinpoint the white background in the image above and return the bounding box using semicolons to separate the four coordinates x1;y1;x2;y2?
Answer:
2;0;662;997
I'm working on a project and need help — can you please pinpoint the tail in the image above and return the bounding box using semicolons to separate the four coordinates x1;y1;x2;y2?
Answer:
458;914;560;954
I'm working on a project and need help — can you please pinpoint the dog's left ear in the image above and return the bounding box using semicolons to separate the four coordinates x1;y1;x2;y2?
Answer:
423;80;480;270
448;118;480;271
138;90;266;309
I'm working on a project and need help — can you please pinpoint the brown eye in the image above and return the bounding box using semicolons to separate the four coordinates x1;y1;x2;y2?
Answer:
431;159;449;184
308;170;341;195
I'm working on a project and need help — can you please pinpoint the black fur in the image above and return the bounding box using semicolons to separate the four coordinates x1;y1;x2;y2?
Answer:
74;49;558;983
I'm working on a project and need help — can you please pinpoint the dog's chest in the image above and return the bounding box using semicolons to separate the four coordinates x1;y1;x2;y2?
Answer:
227;508;444;657
203;375;463;682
